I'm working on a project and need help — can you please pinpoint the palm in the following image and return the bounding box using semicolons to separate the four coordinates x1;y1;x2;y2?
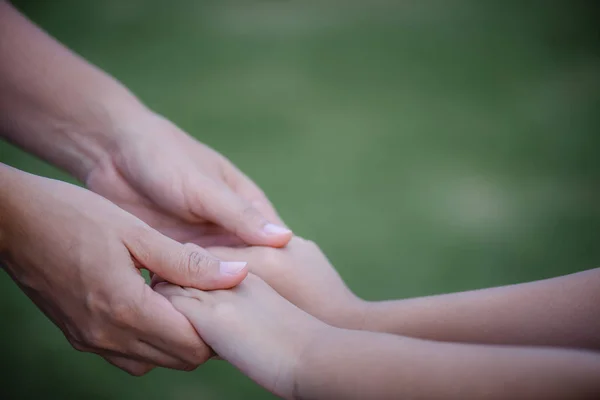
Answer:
87;114;285;248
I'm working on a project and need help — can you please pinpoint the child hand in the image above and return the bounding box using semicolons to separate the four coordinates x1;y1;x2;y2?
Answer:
206;237;367;329
154;275;329;399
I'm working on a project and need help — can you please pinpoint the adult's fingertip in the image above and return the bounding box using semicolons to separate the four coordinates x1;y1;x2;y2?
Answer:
262;223;292;236
217;261;249;288
219;261;247;276
259;223;293;247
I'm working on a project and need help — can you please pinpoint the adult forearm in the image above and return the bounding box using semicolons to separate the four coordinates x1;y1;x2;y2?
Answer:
0;163;29;255
361;268;600;350
295;327;600;400
0;164;11;253
0;1;147;181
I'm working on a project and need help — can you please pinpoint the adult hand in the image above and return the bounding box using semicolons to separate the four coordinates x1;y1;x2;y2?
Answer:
0;166;248;375
86;112;292;248
0;2;290;250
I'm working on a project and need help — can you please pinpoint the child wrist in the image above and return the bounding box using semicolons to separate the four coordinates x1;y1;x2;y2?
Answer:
339;298;371;330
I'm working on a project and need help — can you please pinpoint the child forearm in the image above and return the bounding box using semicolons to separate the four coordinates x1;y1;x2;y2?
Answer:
156;275;600;399
359;268;600;350
295;327;600;400
0;1;147;180
204;240;600;350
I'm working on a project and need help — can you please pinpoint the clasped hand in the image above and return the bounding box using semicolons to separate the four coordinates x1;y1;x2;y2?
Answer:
0;116;293;376
155;237;364;397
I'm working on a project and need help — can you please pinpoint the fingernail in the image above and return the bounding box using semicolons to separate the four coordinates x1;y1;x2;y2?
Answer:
262;223;292;236
219;261;247;275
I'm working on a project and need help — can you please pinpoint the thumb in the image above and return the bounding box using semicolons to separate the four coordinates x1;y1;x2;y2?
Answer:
124;227;248;289
206;246;274;279
197;183;292;248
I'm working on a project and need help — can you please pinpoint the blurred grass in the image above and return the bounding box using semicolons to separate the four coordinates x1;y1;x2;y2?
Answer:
1;0;600;398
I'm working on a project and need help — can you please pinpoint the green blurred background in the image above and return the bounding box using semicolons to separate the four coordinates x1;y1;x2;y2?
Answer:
1;0;599;398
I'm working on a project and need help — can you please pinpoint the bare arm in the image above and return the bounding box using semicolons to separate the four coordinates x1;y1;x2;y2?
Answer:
0;1;292;247
156;275;600;400
0;0;145;180
363;268;600;350
204;242;600;350
296;327;600;400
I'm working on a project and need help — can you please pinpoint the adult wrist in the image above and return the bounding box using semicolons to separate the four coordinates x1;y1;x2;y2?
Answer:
0;1;151;183
0;80;149;184
54;87;150;182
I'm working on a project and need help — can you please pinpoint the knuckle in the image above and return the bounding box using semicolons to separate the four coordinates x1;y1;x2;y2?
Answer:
238;204;264;227
252;188;268;203
85;290;111;319
181;244;219;277
241;203;260;219
82;324;118;350
110;297;141;329
183;287;207;301
83;326;105;347
123;225;155;257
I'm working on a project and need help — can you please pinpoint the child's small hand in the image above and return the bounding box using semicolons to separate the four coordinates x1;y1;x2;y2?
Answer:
154;275;329;399
206;237;366;329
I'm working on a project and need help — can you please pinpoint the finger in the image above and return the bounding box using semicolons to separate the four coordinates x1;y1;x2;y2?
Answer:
134;285;214;366
153;281;188;297
150;273;166;288
165;295;243;363
225;165;287;227
124;227;248;290
196;181;292;248
104;355;154;377
169;296;216;341
152;283;220;360
206;246;272;278
133;340;197;371
207;246;261;264
154;282;211;308
250;198;287;229
189;231;246;248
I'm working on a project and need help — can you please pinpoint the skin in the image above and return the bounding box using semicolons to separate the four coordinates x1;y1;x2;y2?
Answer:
195;237;365;329
0;1;291;248
157;274;600;400
0;1;291;374
361;268;600;350
0;165;249;375
207;239;600;351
